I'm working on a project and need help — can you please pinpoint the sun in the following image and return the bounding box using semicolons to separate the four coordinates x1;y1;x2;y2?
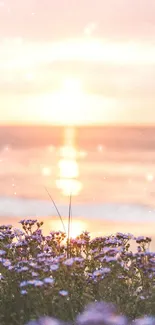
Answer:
29;74;116;126
62;78;82;95
40;77;85;125
57;78;84;123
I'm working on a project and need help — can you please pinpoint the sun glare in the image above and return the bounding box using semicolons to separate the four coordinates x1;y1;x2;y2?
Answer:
56;154;82;196
51;220;86;239
59;146;77;159
56;134;82;196
42;167;52;176
56;178;82;196
62;78;82;95
58;159;79;178
41;77;85;126
67;220;86;239
54;77;84;125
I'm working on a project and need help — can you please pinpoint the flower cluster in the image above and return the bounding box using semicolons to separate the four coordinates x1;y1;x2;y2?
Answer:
0;220;155;325
26;301;155;325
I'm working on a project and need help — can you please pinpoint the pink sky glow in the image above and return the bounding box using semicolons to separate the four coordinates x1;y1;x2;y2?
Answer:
0;0;155;125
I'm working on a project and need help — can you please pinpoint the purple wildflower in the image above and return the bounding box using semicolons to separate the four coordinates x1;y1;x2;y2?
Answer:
32;272;39;277
3;260;11;267
136;236;151;243
133;317;155;325
103;256;118;263
14;228;24;237
93;270;103;277
43;277;54;285
75;257;84;263
17;266;29;272
28;280;43;287
20;281;28;287
21;290;27;295
139;296;145;300
93;268;111;277
8;265;15;271
59;290;68;296
63;258;74;266
75;302;128;325
0;250;6;256
50;264;59;271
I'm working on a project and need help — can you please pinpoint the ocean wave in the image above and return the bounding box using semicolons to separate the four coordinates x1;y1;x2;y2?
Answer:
0;196;155;223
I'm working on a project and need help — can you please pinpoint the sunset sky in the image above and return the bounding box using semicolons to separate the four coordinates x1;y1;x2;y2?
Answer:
0;0;155;125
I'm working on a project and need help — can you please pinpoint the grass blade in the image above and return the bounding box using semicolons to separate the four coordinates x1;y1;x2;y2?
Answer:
44;187;66;233
68;193;72;242
67;193;72;258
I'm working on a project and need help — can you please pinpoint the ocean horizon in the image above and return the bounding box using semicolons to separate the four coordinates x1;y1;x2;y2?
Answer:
0;124;155;244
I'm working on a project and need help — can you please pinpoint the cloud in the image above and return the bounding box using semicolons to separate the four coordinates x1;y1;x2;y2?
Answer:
0;38;155;79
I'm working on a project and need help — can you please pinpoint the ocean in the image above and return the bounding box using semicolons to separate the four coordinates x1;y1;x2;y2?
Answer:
0;125;155;246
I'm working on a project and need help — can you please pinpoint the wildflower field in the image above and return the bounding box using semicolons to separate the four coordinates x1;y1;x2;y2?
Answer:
0;219;155;325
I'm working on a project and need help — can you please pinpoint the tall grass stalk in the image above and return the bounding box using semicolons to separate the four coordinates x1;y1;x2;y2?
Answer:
45;187;73;258
67;193;72;258
44;187;66;233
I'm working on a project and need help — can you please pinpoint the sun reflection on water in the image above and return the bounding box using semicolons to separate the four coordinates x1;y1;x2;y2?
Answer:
56;127;83;196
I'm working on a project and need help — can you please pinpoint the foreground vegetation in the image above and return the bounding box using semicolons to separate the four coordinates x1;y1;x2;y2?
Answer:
0;219;155;325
